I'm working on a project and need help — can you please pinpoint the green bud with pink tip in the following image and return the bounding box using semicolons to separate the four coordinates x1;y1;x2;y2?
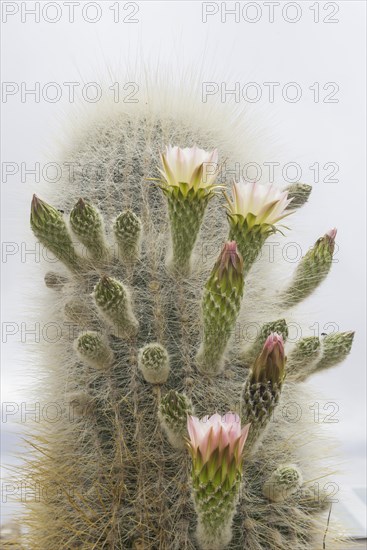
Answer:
196;241;244;376
242;333;286;449
281;228;337;308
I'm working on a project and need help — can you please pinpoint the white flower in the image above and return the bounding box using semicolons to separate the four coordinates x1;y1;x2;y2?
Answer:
159;145;219;191
225;179;293;227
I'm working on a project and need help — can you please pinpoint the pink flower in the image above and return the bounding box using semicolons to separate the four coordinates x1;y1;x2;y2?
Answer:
225;179;293;227
252;332;286;384
187;412;250;465
159;145;219;191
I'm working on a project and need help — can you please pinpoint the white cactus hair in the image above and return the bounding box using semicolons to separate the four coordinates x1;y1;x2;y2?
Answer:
19;69;354;549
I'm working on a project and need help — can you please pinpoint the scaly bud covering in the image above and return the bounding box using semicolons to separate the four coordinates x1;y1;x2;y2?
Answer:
114;210;142;264
158;390;193;448
196;242;244;375
187;413;251;550
138;343;170;384
284;183;312;210
281;228;337;308
30;194;82;271
158;145;219;274
75;331;113;369
263;464;303;502
70;198;109;262
244;318;288;364
242;333;286;448
287;336;321;381
224;180;293;275
316;331;355;372
93;276;138;337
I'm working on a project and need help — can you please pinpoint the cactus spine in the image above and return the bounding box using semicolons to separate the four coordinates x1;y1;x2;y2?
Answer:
23;91;354;550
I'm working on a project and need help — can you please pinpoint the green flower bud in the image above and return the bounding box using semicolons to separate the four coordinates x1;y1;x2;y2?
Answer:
93;276;138;338
281;229;337;308
70;198;109;262
138;343;170;384
196;241;244;375
241;334;285;449
75;331;113;369
263;464;303;502
30;194;82;271
158;390;193;448
114;210;142;264
316;331;354;372
287;336;321;381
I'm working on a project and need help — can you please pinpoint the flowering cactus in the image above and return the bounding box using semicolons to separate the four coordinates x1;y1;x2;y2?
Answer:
22;89;355;550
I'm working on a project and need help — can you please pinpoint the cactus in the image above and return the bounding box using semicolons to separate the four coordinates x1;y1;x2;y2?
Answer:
22;87;354;550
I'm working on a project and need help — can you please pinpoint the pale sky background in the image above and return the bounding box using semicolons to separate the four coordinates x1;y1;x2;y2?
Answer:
1;0;366;532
